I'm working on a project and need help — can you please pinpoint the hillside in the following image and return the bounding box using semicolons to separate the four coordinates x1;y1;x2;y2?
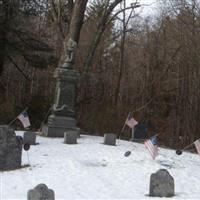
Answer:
0;131;200;199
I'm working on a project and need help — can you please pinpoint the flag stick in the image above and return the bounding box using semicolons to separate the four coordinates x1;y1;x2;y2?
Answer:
38;106;52;132
8;107;28;126
176;141;196;155
150;133;160;139
117;112;131;139
177;138;199;154
131;127;134;140
121;112;131;133
27;151;30;166
182;141;195;151
8;117;18;126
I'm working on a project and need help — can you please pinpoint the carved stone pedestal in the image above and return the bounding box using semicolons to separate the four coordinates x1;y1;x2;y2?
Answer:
42;115;77;137
42;68;79;137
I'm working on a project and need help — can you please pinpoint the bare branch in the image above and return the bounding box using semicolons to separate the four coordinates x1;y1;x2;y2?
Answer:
106;4;140;26
7;55;31;81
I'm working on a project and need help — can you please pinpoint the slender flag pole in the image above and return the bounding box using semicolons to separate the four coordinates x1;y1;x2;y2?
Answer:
38;106;52;132
121;112;131;133
117;112;131;139
176;140;196;155
131;127;134;140
8;107;28;126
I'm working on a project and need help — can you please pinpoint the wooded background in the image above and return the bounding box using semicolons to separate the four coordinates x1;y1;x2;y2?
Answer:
1;0;200;148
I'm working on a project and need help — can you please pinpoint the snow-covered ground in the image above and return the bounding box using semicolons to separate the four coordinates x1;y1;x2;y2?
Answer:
1;131;200;200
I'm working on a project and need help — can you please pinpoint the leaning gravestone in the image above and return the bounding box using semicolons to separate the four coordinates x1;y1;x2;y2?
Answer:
149;169;174;197
27;184;55;200
23;131;36;145
104;133;116;146
64;130;77;144
0;125;23;170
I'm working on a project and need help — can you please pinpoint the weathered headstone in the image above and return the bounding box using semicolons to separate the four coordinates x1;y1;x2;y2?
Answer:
149;169;174;197
27;184;55;200
64;130;77;144
0;125;23;170
104;133;116;146
23;131;36;145
132;123;148;141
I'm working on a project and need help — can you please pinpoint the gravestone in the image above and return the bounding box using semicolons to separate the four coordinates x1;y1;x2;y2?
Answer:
0;125;23;170
132;123;148;140
104;133;116;146
23;131;36;145
64;130;77;144
27;184;55;200
42;38;79;137
149;169;174;197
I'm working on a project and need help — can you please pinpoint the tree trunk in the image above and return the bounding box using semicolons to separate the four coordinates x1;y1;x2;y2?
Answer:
83;0;123;73
65;0;88;45
0;1;8;76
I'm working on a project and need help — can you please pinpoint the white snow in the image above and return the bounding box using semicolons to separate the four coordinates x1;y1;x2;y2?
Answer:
1;131;200;200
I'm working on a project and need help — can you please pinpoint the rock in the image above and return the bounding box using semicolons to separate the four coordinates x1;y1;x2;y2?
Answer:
27;184;55;200
104;133;116;146
64;130;77;144
23;131;36;145
149;169;174;197
0;125;22;170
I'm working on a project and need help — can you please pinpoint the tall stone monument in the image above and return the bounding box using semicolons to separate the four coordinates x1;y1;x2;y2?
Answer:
42;39;79;137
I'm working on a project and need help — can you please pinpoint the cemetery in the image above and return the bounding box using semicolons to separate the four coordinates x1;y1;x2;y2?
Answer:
1;0;200;199
0;127;200;199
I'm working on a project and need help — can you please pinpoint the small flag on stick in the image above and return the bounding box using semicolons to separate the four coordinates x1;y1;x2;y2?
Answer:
144;135;158;159
125;114;138;129
194;139;200;155
17;111;31;128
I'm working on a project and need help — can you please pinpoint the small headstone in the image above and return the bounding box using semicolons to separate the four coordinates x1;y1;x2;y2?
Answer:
104;133;116;146
27;183;55;200
149;169;174;197
132;123;148;140
23;131;36;145
0;125;22;170
64;130;77;144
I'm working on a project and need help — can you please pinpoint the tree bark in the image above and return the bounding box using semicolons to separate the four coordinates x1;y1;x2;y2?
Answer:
0;0;9;76
65;0;88;44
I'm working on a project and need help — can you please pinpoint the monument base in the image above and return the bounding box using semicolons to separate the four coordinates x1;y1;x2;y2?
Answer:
42;115;77;137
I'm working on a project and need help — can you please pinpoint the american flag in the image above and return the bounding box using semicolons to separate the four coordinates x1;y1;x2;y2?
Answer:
17;111;30;128
144;135;158;159
125;114;138;128
194;139;200;155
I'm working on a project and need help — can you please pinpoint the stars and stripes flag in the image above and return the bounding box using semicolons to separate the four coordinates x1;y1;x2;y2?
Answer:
144;135;158;159
17;111;30;128
194;139;200;155
125;113;138;129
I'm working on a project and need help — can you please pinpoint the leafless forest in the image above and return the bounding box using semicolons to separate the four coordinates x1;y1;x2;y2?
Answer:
1;0;200;148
